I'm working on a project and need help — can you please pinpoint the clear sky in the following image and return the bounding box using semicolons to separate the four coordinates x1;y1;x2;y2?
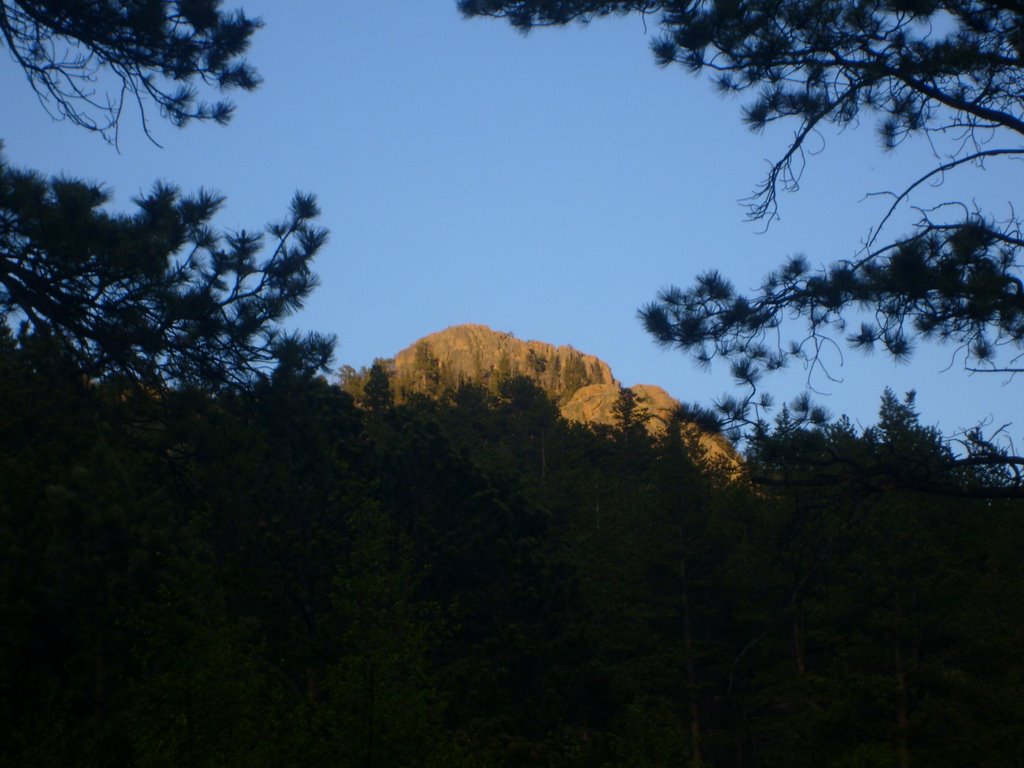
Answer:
2;1;1019;439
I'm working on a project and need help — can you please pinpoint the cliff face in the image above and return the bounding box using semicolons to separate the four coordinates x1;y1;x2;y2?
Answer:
393;324;615;403
560;383;680;432
560;382;735;464
387;324;736;464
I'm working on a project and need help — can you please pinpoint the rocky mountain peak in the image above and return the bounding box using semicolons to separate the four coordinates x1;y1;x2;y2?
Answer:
367;324;736;465
392;324;616;403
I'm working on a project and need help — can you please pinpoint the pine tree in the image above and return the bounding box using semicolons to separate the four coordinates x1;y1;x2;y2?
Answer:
0;153;333;391
362;360;394;413
462;1;1024;480
0;0;261;142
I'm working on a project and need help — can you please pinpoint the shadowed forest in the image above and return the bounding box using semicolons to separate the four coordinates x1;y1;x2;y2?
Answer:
3;344;1023;765
3;1;1024;766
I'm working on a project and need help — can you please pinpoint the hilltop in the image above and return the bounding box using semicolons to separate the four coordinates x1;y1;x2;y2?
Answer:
345;324;735;464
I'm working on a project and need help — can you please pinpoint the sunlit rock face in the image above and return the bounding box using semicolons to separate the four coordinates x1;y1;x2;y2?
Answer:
560;382;735;465
560;383;681;432
393;323;615;402
390;323;737;466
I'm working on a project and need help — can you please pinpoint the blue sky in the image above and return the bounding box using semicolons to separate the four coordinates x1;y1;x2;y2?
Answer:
2;1;1019;438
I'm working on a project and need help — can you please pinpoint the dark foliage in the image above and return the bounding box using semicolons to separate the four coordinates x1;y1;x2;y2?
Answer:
462;0;1024;419
749;388;1024;498
0;0;261;141
1;3;1021;764
0;148;333;391
2;346;1021;766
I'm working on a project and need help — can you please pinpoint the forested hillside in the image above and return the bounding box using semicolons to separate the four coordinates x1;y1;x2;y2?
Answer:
3;329;1021;767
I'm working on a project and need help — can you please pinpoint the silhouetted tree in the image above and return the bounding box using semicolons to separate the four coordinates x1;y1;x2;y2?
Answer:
748;389;1024;499
739;392;1024;766
611;386;645;445
362;359;395;412
0;151;333;390
0;0;261;142
461;2;1024;413
461;0;1024;492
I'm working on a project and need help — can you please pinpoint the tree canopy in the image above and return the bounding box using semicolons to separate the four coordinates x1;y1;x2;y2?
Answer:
0;150;333;390
460;0;1024;417
0;0;262;142
5;354;1021;765
0;2;332;391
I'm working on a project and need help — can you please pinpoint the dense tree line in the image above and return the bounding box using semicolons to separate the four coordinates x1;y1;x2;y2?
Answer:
2;339;1021;766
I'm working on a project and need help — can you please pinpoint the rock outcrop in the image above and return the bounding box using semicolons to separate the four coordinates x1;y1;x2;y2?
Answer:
393;324;615;403
560;381;734;464
382;324;736;465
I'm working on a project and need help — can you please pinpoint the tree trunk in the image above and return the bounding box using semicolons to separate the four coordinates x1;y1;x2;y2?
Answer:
680;539;703;766
894;590;910;768
791;589;806;677
366;660;376;768
895;643;910;768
